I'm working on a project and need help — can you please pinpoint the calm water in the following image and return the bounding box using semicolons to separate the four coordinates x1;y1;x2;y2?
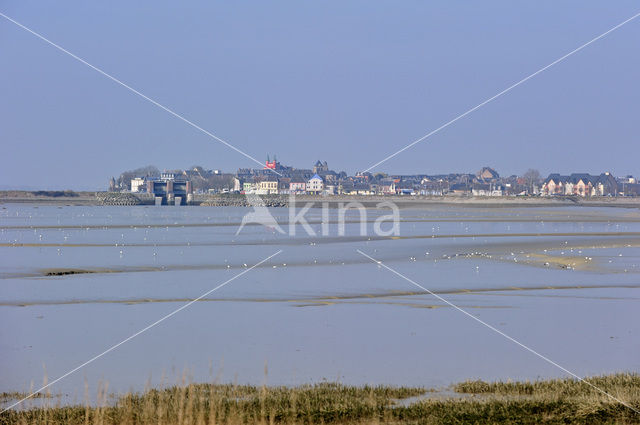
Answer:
1;203;639;404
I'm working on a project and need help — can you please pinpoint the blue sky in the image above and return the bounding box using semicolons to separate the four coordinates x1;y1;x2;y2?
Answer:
1;1;639;190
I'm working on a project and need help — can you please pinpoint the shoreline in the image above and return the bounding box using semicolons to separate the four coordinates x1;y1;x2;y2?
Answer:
2;190;640;208
2;373;638;423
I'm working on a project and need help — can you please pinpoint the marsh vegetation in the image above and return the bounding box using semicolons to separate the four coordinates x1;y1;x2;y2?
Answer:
2;374;639;424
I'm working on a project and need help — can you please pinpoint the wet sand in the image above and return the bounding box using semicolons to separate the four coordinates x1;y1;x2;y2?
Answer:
3;283;639;307
2;202;639;399
3;191;640;208
2;231;640;248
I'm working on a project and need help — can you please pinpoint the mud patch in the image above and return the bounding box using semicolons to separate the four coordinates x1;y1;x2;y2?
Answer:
42;268;98;276
4;284;639;307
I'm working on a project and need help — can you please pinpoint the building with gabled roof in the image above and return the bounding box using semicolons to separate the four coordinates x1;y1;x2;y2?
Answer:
313;160;328;174
476;167;500;182
541;173;618;197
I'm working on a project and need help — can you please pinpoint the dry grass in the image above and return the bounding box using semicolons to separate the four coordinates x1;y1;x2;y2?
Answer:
454;372;640;397
1;374;639;424
0;393;50;402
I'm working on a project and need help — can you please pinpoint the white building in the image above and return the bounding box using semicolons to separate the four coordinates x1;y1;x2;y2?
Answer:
257;180;278;195
131;177;146;192
160;172;176;181
307;174;324;194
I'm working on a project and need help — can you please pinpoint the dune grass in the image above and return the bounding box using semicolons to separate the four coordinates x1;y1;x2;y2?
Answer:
1;374;639;424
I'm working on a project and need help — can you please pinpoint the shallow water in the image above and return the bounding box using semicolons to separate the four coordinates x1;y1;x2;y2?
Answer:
1;204;639;405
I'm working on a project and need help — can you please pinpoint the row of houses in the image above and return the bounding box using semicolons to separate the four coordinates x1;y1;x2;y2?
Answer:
244;174;332;195
241;173;512;196
114;159;639;198
241;166;639;197
540;173;639;197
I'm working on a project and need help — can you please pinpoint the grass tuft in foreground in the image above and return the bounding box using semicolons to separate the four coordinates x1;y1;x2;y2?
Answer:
1;374;639;424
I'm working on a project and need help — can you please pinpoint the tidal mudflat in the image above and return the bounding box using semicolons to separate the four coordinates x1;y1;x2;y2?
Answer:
0;204;639;407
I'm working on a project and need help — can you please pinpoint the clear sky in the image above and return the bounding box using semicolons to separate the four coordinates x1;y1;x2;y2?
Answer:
1;1;639;190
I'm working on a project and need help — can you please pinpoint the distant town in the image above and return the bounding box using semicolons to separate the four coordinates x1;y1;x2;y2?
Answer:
108;157;639;202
